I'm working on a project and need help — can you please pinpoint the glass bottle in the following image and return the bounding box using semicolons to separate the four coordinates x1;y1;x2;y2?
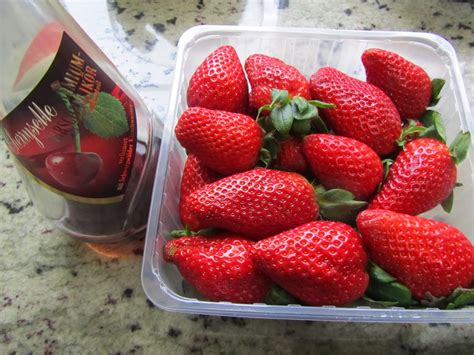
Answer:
0;0;161;242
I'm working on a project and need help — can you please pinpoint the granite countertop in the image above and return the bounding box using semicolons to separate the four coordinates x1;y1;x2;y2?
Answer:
1;0;473;353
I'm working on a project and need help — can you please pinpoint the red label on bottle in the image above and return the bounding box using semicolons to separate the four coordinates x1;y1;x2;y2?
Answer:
1;32;136;203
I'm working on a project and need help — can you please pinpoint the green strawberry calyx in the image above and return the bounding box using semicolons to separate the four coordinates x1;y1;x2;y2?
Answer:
449;130;471;165
256;89;334;138
421;288;474;309
257;89;335;167
170;225;216;238
418;110;447;143
429;78;446;107
264;284;302;305
438;130;470;213
314;185;367;224
259;131;281;167
363;262;474;309
382;158;394;180
375;159;394;194
397;110;448;147
364;261;414;307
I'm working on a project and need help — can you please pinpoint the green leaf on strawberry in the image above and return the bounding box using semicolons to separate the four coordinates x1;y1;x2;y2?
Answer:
256;104;273;124
367;261;396;283
441;190;454;213
382;158;394;180
420;288;474;310
397;119;427;146
419;110;447;143
445;288;474;310
291;102;316;121
398;111;448;147
271;104;294;137
308;99;336;109
449;131;471;165
258;89;334;138
259;148;272;167
265;284;302;305
271;88;290;104
292;96;309;112
365;261;413;307
354;296;399;308
259;132;281;167
315;185;367;224
262;133;281;157
311;115;329;134
83;92;129;138
429;78;445;107
170;226;216;238
292;118;312;135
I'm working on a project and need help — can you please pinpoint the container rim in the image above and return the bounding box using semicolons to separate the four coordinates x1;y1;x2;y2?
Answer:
142;25;474;323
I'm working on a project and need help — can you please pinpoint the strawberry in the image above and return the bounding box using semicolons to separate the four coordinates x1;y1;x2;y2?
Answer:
245;54;310;112
275;137;308;173
251;221;369;306
362;48;436;120
357;209;474;300
182;168;318;239
369;133;471;215
179;154;220;226
309;67;402;156
303;134;383;200
175;107;263;175
164;235;272;303
187;45;248;114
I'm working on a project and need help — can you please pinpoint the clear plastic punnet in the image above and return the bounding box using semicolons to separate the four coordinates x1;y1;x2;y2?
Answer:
142;26;474;323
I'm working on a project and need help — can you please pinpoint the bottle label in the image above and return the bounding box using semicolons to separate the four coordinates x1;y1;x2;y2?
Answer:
1;32;136;204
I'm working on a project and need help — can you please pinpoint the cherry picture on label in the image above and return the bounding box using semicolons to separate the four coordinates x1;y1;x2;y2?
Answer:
29;82;131;195
46;151;102;188
3;29;136;201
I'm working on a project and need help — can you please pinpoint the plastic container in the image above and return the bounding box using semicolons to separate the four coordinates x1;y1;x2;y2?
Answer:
142;26;474;323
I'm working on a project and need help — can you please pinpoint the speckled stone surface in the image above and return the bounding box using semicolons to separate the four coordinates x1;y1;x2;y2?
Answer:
1;0;473;354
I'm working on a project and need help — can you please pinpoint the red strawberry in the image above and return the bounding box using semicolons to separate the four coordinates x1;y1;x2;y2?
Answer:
245;54;310;112
303;134;383;200
362;48;432;119
183;168;318;239
252;221;368;306
369;138;456;215
275;137;308;173
164;235;272;303
357;209;474;299
179;154;220;225
187;45;248;114
175;107;263;175
309;67;402;156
